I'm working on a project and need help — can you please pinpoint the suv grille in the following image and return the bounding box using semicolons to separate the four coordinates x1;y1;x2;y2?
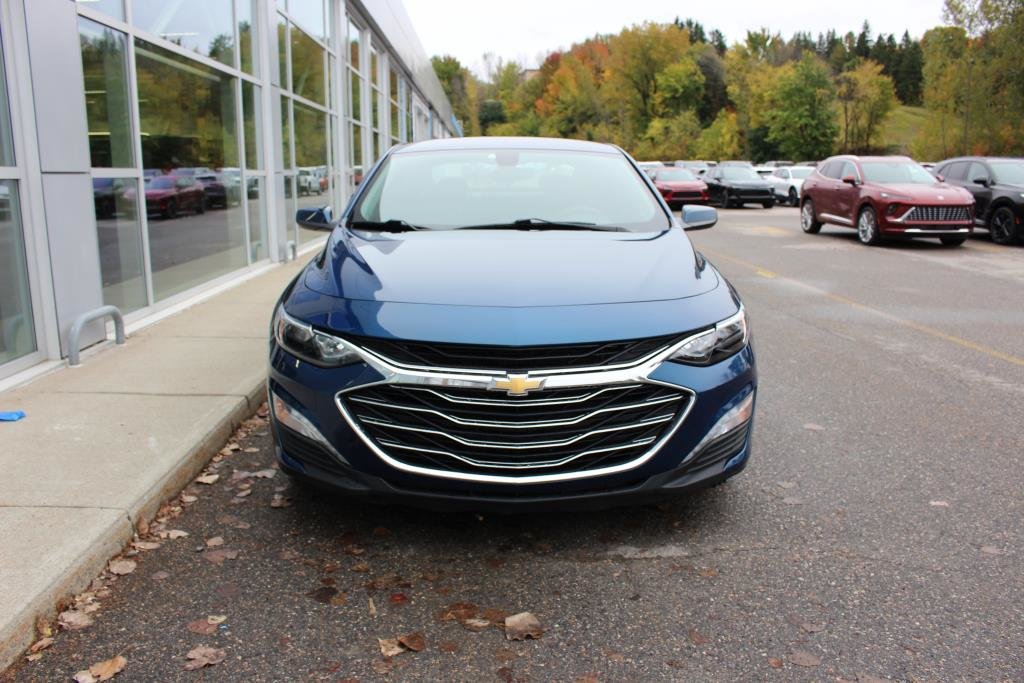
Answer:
905;205;970;222
350;334;681;373
340;383;692;476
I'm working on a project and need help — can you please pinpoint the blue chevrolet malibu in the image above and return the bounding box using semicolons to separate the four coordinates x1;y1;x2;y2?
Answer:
268;137;756;510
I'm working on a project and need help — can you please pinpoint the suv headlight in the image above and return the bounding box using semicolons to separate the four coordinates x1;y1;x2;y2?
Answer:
272;304;361;367
668;307;748;365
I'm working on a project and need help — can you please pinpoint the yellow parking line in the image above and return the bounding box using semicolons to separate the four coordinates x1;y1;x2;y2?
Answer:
703;248;1024;369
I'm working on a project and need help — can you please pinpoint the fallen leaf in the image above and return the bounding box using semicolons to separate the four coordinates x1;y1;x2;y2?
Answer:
235;489;252;498
270;494;291;508
351;562;370;573
196;474;220;485
203;549;239;565
187;618;217;636
482;608;510;625
344;543;366;556
207;615;227;625
59;610;94;631
25;653;42;662
398;632;426;652
29;637;54;654
162;530;189;540
85;655;127;681
788;650;821;667
371;659;394;674
132;541;161;551
151;570;170;581
180;494;198;504
368;597;377;617
73;671;97;683
504;612;544;641
226;443;241;452
980;545;1003;555
378;638;404;657
929;500;950;507
243;447;260;453
803;423;825;432
206;536;225;548
256;404;269;418
767;657;784;669
440;602;478;621
184;645;226;670
108;559;136;576
252;468;276;478
688;628;710;645
35;616;53;638
461;617;491;632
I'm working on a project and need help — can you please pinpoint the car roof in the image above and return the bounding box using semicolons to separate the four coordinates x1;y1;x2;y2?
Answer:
394;136;622;155
937;156;1023;163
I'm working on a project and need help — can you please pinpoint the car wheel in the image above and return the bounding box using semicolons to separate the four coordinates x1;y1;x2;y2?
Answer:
196;199;205;214
857;206;883;246
165;199;177;219
988;206;1018;245
800;199;822;234
940;236;966;246
762;201;774;209
788;187;798;206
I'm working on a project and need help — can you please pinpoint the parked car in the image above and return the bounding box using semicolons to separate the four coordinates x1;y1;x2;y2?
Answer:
651;167;709;207
297;167;324;196
194;173;232;209
126;175;205;218
268;137;756;510
92;178;126;219
704;165;775;208
718;160;754;168
636;161;667;179
673;160;713;176
762;160;794;169
753;166;774;178
800;155;974;246
933;157;1024;245
765;166;814;206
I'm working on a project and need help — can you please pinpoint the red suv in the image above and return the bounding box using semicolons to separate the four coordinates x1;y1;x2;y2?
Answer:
800;155;975;246
650;167;709;208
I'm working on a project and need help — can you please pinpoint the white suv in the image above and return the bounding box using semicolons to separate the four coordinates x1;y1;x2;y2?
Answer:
765;166;813;206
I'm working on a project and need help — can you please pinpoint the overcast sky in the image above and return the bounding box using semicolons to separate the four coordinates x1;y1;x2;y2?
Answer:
404;0;946;76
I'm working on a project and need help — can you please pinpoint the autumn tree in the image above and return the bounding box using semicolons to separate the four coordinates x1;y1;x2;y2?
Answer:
835;60;897;152
765;55;837;160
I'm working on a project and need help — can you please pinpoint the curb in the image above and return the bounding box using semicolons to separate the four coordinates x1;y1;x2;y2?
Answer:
0;376;267;671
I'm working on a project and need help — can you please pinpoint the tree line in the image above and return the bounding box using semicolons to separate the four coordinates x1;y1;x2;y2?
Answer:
431;1;1022;162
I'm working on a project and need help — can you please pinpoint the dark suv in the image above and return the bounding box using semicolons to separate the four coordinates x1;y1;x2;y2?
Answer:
934;157;1024;245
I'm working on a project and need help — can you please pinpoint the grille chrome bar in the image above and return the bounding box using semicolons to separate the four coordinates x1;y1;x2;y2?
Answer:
379;436;660;470
401;384;640;407
899;205;971;223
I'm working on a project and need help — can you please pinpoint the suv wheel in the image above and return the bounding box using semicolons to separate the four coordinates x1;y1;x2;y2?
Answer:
800;199;822;234
788;187;798;206
857;206;882;246
989;206;1018;245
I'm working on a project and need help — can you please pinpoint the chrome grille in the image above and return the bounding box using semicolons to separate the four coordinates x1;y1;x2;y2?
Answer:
340;383;692;476
905;205;970;222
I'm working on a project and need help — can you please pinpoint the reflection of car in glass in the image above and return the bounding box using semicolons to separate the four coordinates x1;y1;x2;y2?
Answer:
126;175;205;219
651;168;709;207
765;166;814;206
704;166;775;208
297;168;323;196
269;137;755;511
636;161;666;179
92;178;127;219
800;155;975;246
934;156;1024;245
194;173;237;209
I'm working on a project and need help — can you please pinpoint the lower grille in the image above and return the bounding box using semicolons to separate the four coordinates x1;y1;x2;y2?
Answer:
671;191;704;201
278;425;346;475
685;422;750;472
905;205;970;222
340;383;692;476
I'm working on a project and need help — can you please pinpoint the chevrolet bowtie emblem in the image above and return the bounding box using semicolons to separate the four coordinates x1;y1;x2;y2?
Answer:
491;374;543;396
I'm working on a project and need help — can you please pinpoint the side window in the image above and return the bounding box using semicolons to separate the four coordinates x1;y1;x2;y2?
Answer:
773;170;785;179
942;161;966;181
819;161;840;179
839;161;858;180
967;162;989;183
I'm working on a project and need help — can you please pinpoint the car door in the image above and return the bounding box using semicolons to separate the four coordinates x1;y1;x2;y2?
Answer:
705;169;724;205
769;169;786;199
832;161;861;223
965;161;993;219
812;161;842;217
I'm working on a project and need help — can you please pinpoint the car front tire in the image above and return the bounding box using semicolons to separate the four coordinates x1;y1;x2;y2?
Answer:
857;206;883;246
788;187;799;206
800;198;822;234
988;206;1019;245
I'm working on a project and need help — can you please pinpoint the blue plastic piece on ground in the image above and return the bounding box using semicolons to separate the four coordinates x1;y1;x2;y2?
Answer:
0;410;26;422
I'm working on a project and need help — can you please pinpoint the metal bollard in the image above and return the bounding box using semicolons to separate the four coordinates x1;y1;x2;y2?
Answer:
67;305;126;367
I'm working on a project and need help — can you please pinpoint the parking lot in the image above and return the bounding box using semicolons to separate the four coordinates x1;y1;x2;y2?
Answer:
5;207;1022;682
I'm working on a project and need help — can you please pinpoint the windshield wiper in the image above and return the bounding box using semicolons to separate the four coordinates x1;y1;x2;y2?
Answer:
348;219;426;232
456;218;621;232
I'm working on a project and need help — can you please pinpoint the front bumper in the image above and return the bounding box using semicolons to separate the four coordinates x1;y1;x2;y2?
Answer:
267;341;756;511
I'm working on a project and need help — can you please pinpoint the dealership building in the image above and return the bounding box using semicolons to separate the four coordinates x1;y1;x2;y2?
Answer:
0;0;458;382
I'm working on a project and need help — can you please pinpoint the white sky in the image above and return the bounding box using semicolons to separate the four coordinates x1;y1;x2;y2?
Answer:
404;0;946;77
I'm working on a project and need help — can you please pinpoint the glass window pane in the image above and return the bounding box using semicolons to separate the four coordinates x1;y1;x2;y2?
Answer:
246;175;266;261
293;101;326;168
0;181;36;364
280;96;292;169
75;0;125;21
135;39;245;300
389;68;398;101
277;15;289;91
132;0;235;67
238;0;257;75
242;82;262;170
371;93;378;129
288;0;325;43
79;18;134;168
94;177;146;313
349;122;362;179
347;19;360;69
349;72;361;122
0;30;15;166
290;27;325;104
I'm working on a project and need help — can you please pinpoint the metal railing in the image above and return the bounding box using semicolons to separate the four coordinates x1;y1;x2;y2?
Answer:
67;305;125;367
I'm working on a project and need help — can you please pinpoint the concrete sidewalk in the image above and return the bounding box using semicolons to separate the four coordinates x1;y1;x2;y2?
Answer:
0;258;306;669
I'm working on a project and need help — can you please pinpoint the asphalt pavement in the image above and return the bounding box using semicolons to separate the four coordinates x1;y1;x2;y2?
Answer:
4;208;1022;682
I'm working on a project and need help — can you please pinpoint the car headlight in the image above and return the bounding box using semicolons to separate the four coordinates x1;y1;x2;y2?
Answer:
272;304;361;367
668;307;748;365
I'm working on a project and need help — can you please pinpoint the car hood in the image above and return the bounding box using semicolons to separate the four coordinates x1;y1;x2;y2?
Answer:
873;183;973;203
720;180;771;189
303;227;718;307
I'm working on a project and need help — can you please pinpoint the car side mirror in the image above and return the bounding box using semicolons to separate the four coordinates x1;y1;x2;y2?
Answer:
972;177;989;187
682;204;717;231
841;175;859;186
296;206;334;231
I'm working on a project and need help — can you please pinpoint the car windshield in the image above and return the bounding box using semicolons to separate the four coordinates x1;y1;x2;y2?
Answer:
148;177;175;189
861;162;936;184
721;167;760;181
655;169;696;181
789;168;813;179
990;161;1024;185
351;148;668;232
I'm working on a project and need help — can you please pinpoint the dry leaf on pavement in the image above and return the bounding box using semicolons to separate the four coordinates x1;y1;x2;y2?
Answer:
58;610;94;631
196;474;220;485
132;541;161;551
371;658;394;674
270;494;291;508
504;612;545;640
206;536;225;548
150;570;170;581
398;632;426;652
180;494;198;504
75;655;127;681
29;637;54;653
108;559;136;576
203;548;239;565
186;618;217;636
788;650;821;667
461;617;491;632
440;602;478;621
688;628;710;645
161;529;189;540
184;646;226;670
378;638;404;657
